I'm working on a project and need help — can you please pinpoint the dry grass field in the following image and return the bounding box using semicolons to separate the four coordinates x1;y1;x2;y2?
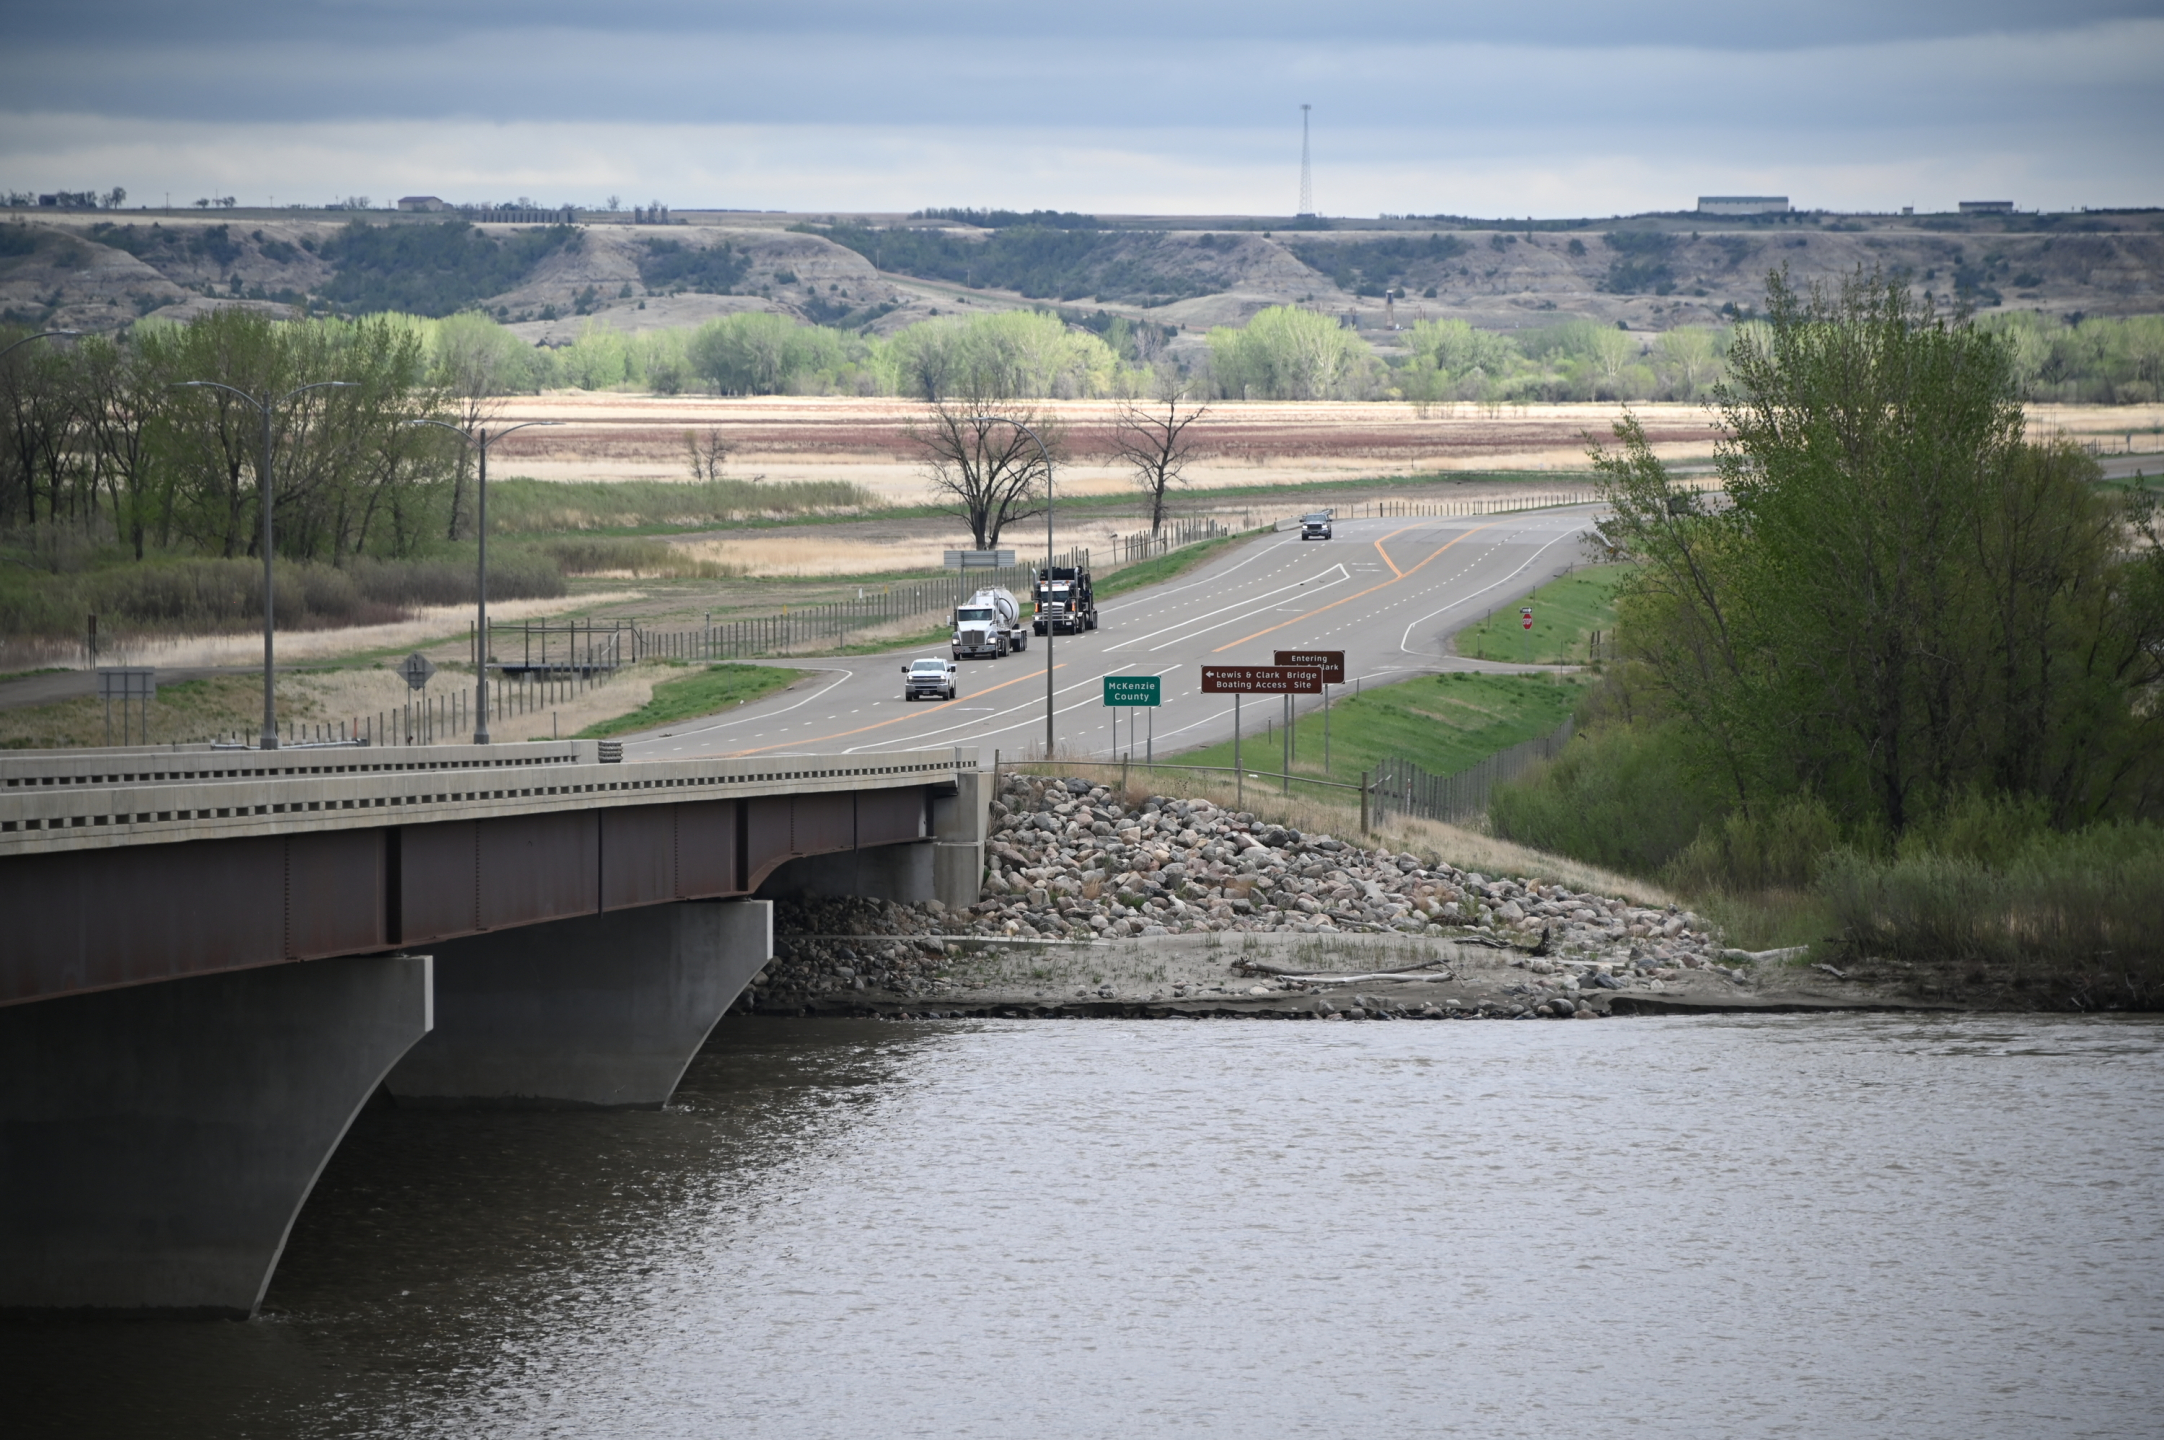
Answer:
482;395;1722;495
477;394;2162;498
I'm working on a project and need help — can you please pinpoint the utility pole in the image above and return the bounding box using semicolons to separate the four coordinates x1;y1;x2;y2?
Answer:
1298;104;1314;218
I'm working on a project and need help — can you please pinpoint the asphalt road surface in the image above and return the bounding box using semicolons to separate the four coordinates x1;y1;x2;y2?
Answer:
622;503;1603;764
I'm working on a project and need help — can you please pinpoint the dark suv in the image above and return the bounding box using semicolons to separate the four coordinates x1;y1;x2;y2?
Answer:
1301;512;1333;540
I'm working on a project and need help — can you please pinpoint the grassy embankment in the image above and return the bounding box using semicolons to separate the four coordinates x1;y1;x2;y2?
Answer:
0;674;271;750
1164;672;1585;790
576;662;803;739
1453;567;1632;664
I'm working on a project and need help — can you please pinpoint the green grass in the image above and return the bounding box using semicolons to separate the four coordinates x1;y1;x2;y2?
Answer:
577;662;804;738
485;478;879;536
1454;565;1631;664
1098;530;1263;599
1167;670;1585;787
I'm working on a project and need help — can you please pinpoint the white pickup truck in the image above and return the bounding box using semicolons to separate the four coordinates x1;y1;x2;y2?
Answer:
902;657;958;701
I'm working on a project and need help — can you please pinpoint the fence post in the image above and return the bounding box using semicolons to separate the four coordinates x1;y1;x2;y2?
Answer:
1360;769;1369;835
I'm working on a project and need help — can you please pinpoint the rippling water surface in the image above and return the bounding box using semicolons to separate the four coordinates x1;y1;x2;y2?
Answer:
10;1015;2162;1439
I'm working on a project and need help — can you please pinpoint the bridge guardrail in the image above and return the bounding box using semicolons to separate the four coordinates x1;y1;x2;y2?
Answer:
1;740;599;791
0;748;977;858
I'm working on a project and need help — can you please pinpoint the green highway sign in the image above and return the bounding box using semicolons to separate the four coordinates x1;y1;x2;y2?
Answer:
1103;674;1161;707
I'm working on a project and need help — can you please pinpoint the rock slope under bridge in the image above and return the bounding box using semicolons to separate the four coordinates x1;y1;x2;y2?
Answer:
745;773;1893;1021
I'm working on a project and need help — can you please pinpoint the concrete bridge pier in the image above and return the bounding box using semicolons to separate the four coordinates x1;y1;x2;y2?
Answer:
0;953;433;1318
384;899;771;1109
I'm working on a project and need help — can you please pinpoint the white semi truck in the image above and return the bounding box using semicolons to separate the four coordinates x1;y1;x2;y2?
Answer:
951;587;1028;659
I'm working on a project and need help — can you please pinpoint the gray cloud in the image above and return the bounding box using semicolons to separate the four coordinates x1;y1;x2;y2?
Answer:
4;4;2157;213
10;20;2160;130
16;1;2162;51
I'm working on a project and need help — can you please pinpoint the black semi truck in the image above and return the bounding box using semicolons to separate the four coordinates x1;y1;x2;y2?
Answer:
1032;565;1097;635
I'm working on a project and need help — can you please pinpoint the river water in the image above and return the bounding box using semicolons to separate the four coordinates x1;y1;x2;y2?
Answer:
10;1015;2161;1439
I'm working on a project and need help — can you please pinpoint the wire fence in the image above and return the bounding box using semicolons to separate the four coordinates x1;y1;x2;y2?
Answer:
1108;515;1244;566
485;550;1087;665
1330;491;1597;520
1370;717;1575;826
1273;478;1724;528
213;667;615;748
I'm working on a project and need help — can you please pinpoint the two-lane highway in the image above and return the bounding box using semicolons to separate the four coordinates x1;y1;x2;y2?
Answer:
623;503;1602;763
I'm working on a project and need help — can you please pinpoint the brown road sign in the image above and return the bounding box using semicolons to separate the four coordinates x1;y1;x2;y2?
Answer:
1201;665;1323;695
1274;649;1345;684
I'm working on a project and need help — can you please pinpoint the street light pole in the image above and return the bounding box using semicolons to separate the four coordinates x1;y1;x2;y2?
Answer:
174;379;354;749
0;330;80;362
410;418;558;743
964;415;1054;759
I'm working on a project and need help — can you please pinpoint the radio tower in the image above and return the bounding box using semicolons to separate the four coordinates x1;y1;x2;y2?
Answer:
1297;104;1315;217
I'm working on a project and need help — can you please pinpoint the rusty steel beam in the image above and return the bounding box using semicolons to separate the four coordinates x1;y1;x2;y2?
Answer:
2;787;928;1009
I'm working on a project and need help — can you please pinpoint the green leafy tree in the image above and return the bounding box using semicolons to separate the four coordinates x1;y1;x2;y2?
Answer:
1591;269;2164;835
1206;305;1370;400
689;312;843;395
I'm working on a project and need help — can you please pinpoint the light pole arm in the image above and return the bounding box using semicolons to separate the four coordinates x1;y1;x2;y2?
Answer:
0;330;80;362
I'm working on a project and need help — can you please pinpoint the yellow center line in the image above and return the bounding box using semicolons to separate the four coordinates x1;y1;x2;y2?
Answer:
1373;524;1412;578
1212;522;1498;653
721;664;1066;756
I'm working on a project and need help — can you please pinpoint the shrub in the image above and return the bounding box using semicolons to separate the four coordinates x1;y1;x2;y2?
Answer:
1488;721;1725;877
1820;824;2164;1004
1662;794;1843;893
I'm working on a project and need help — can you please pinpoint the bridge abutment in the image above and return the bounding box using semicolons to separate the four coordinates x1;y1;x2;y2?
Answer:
384;899;771;1109
931;767;991;911
757;767;990;911
0;953;433;1317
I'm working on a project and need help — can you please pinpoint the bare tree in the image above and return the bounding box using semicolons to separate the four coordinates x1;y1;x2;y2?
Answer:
684;427;728;482
1112;376;1209;534
911;396;1061;549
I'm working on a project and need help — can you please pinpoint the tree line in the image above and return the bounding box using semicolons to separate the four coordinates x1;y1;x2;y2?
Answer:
381;304;2164;408
1;310;468;563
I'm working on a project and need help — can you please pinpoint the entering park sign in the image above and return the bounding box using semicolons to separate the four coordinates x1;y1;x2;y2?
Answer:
1103;675;1161;707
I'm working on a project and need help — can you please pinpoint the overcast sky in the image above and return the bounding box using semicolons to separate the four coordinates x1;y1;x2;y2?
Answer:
6;2;2160;216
